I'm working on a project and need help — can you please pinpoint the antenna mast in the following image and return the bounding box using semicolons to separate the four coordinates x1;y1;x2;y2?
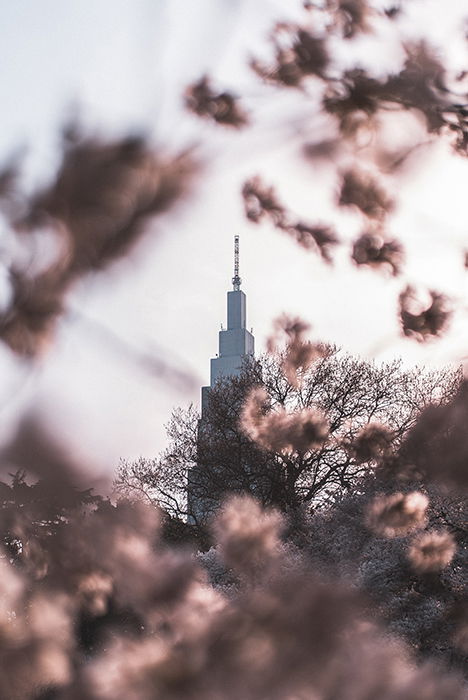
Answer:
232;235;242;290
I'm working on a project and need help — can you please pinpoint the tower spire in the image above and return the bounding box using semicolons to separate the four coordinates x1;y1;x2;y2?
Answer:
232;235;242;291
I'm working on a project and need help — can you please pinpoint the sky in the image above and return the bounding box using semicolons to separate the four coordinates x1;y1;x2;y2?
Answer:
1;0;468;482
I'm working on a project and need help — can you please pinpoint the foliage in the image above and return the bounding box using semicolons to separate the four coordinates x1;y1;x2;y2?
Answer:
0;482;466;699
117;349;461;522
0;470;101;574
304;475;468;676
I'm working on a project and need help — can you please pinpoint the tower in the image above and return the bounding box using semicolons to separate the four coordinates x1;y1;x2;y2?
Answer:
201;235;255;415
188;236;255;523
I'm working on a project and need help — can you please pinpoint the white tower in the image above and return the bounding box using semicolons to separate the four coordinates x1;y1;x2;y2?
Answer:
188;237;255;523
201;236;255;413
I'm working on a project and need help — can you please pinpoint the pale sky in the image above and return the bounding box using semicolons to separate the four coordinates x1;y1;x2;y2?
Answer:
1;0;468;483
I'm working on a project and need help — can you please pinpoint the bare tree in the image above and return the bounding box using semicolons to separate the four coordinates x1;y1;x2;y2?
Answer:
116;349;461;522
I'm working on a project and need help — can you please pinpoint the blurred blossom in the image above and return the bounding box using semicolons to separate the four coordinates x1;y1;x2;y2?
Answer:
351;231;403;276
240;386;329;454
324;42;451;137
267;314;326;387
242;177;338;261
242;176;286;226
398;380;468;488
250;24;329;87
185;76;248;127
453;606;468;654
266;315;311;352
347;422;395;464
0;479;464;698
77;572;114;617
336;0;373;38
281;338;324;387
85;636;169;700
0;134;195;356
399;285;452;341
213;495;283;574
0;558;23;642
338;169;393;220
407;530;456;574
365;491;429;538
286;221;338;261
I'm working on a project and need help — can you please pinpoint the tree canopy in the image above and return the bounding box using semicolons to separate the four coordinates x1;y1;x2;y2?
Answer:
116;347;461;523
